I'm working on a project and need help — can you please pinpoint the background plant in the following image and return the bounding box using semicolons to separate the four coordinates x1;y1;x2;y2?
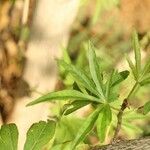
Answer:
29;32;150;149
0;32;150;150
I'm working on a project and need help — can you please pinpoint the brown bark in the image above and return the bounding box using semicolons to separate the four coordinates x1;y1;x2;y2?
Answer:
91;136;150;150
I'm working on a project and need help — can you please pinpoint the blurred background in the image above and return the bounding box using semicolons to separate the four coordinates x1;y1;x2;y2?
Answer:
0;0;150;149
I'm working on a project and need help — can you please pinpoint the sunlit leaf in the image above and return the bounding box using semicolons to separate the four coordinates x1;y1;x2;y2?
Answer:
24;121;56;150
126;54;137;80
58;60;99;97
97;104;112;142
27;90;100;106
71;105;103;150
62;48;71;64
88;42;104;100
0;124;18;150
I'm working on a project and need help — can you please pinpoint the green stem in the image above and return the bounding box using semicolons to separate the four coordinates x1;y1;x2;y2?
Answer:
127;82;139;99
113;82;140;141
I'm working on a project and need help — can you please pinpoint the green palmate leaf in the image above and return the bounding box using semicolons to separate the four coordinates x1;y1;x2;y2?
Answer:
24;120;56;150
97;104;112;142
0;124;18;150
71;105;103;150
108;92;119;103
143;101;150;115
126;54;137;80
63;100;91;115
132;31;141;77
105;70;115;99
27;90;100;106
58;59;99;97
73;82;88;95
88;42;104;100
111;70;130;87
105;70;128;103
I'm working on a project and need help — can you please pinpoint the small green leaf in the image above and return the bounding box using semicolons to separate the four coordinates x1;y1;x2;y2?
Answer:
126;54;137;80
24;120;56;150
62;48;71;64
112;70;130;87
0;124;18;150
63;100;91;115
58;48;71;75
71;105;103;150
132;31;141;76
27;90;100;106
105;70;114;99
88;42;104;99
58;59;99;97
97;104;112;142
143;101;150;115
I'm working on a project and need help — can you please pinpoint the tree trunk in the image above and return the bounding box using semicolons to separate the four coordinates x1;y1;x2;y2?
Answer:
8;0;79;149
92;137;150;150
